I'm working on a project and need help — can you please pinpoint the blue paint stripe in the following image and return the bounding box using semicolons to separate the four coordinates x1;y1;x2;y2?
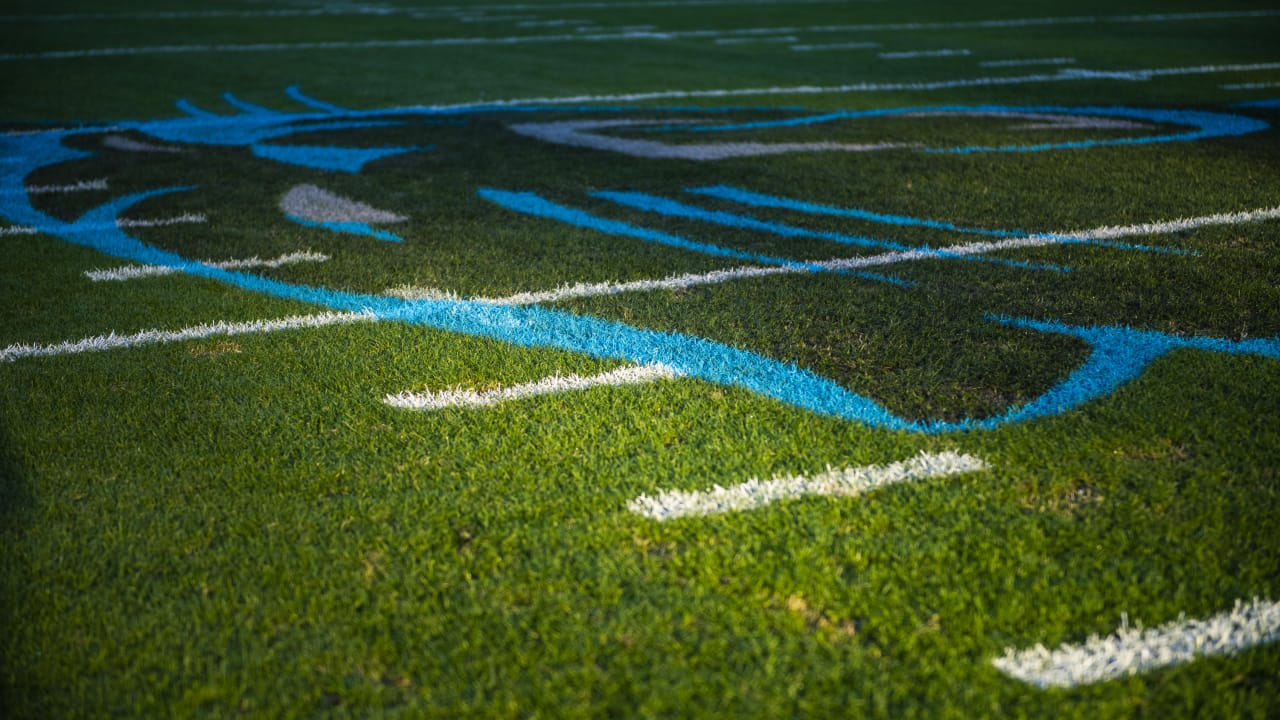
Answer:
175;99;219;118
692;185;1194;256
285;85;349;113
284;214;402;242
477;188;893;281
595;190;1065;273
223;92;276;115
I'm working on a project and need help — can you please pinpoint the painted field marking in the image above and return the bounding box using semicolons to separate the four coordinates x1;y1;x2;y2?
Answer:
992;597;1280;688
1221;81;1280;90
715;35;798;45
385;363;678;410
5;10;1279;60
3;214;205;238
386;201;1280;306
879;49;970;60
981;57;1076;68
85;250;329;282
791;41;879;51
629;450;987;520
0;311;376;362
0;178;107;195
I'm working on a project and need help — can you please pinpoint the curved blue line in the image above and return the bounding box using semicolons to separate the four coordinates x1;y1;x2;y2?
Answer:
223;92;277;116
285;85;349;113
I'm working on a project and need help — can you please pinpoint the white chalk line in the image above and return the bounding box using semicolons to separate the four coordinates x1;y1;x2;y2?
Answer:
879;48;970;60
5;9;1279;60
2;214;206;238
0;311;377;362
715;35;798;45
1221;81;1280;90
0;0;847;23
791;41;879;51
84;250;329;282
385;203;1280;306
385;363;678;410
630;450;987;520
980;57;1076;68
0;178;108;195
992;597;1280;688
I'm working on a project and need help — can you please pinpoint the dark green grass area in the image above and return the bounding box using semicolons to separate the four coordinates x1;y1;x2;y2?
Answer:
3;0;1280;717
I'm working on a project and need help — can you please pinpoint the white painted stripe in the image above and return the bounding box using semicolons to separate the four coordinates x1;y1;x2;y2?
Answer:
630;451;987;520
715;35;798;45
879;48;970;59
0;178;107;195
980;57;1076;68
84;250;329;282
1;214;206;238
0;311;376;362
1221;81;1280;90
385;203;1280;305
385;363;678;410
791;41;879;51
992;597;1280;688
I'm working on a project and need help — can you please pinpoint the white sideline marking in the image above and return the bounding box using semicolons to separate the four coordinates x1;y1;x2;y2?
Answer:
386;203;1280;305
879;48;970;59
791;41;879;51
0;178;107;195
629;451;987;520
84;250;329;282
0;312;376;362
385;363;678;410
980;57;1076;68
992;597;1280;688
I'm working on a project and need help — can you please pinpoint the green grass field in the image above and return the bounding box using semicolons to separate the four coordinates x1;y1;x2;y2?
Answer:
3;0;1280;716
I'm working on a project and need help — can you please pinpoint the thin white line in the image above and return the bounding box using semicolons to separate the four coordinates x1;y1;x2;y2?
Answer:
1;214;206;238
879;48;970;59
84;250;329;282
385;203;1280;305
715;35;798;45
790;41;879;51
0;311;376;362
0;178;107;195
1221;81;1280;89
980;57;1076;68
384;363;678;410
992;597;1280;688
629;451;987;520
5;10;1278;60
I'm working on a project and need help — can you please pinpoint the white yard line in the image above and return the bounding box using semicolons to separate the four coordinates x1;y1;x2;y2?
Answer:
879;48;970;59
992;598;1280;688
0;178;107;195
385;363;678;410
0;312;375;362
385;203;1280;305
791;41;879;51
4;10;1278;60
629;451;987;520
2;214;206;238
84;250;328;282
980;57;1076;68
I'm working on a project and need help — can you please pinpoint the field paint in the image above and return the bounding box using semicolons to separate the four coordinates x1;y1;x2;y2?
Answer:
0;178;107;195
85;250;329;282
385;363;678;410
508;118;914;160
8;9;1280;61
629;451;987;520
0;311;375;362
691;185;1194;254
402;63;1280;112
715;35;798;45
879;49;970;59
593;190;1067;271
0;0;846;22
992;597;1280;688
980;57;1076;68
478;188;909;286
280;184;407;224
101;134;187;153
791;41;880;51
2;214;205;238
1221;81;1280;90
